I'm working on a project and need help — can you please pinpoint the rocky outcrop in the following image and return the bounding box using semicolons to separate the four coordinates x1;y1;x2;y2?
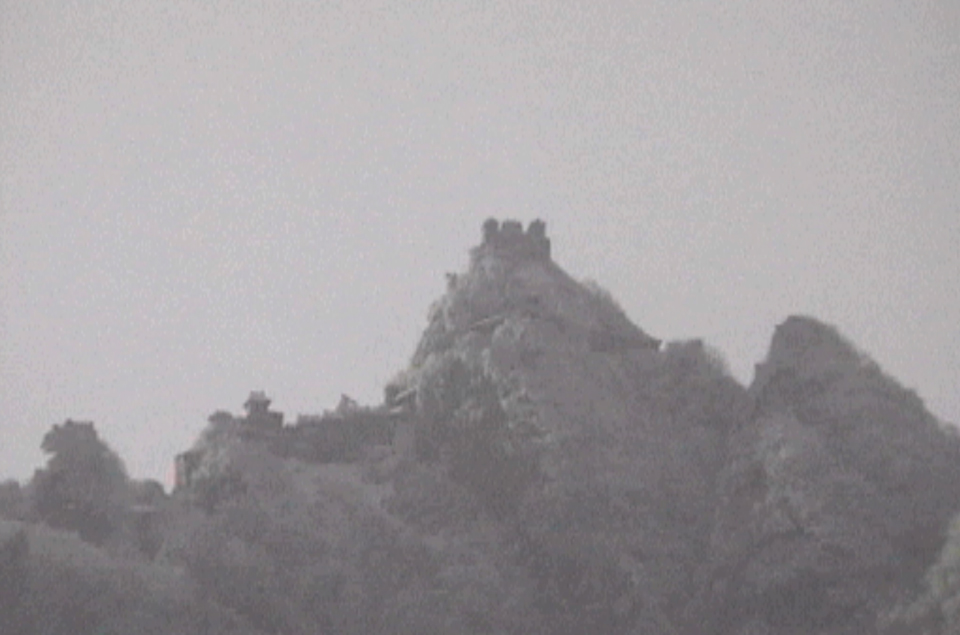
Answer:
163;223;960;635
412;219;658;369
398;219;745;632
700;316;960;635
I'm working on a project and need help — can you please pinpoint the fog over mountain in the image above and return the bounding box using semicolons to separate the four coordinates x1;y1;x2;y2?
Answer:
1;0;958;490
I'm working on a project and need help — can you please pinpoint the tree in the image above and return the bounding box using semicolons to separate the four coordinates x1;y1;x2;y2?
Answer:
31;420;131;545
0;480;27;521
416;354;538;517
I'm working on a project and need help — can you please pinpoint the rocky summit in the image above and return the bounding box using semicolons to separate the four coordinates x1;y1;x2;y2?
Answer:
4;218;960;635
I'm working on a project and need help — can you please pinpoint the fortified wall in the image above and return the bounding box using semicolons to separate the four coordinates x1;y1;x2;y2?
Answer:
469;218;551;265
176;218;550;490
174;390;412;490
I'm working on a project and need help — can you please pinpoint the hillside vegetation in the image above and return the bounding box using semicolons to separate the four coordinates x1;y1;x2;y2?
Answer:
3;219;959;635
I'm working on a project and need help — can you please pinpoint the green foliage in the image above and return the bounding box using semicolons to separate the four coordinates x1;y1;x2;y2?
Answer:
1;523;30;633
517;530;640;634
182;516;302;634
130;478;166;506
655;340;750;431
31;420;131;546
166;446;331;633
882;514;960;634
581;278;627;318
385;462;485;533
0;479;27;521
192;466;248;513
410;302;456;368
2;520;265;635
415;354;538;517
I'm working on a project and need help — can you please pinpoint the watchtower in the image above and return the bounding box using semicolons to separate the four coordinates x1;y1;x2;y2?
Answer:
244;390;271;415
243;390;283;429
471;217;551;265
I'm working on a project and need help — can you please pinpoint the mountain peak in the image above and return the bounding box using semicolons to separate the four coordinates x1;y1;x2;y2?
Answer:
411;218;658;369
751;314;870;392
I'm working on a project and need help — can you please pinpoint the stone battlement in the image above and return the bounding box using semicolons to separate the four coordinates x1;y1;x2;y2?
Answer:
174;391;410;491
470;218;551;265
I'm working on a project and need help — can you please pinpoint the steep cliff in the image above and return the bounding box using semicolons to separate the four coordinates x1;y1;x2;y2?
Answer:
702;316;960;635
159;220;960;635
389;219;748;632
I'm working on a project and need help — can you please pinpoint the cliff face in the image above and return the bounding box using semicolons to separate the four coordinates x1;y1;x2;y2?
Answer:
163;220;960;635
396;219;751;630
703;316;960;635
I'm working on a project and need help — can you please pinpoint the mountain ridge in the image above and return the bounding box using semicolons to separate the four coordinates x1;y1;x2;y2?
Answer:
3;217;959;635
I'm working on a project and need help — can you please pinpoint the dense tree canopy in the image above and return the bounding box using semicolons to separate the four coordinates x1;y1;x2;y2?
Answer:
31;420;131;545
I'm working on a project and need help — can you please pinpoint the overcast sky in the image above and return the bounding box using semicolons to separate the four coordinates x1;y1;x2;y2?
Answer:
2;0;958;486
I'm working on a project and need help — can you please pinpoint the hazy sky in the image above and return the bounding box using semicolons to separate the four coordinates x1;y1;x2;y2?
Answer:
2;0;958;486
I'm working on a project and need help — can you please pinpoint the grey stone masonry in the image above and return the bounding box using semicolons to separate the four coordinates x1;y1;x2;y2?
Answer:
471;218;551;264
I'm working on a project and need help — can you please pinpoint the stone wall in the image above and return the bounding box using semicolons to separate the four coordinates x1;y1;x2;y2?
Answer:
472;218;551;264
174;402;408;490
271;410;401;463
